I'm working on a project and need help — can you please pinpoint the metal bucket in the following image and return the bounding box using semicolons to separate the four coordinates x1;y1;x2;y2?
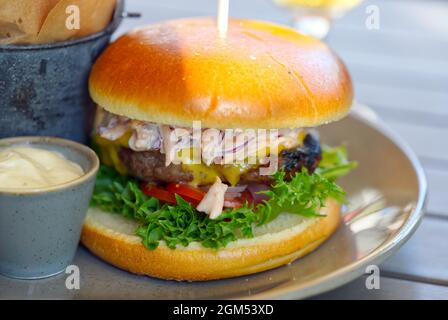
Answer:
0;0;124;143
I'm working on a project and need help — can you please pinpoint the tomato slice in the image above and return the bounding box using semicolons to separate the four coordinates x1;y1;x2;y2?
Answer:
167;183;250;208
166;183;205;202
143;182;250;208
141;183;176;204
240;190;254;204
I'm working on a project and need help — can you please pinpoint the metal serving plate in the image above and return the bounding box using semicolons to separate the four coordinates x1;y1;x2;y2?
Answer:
0;104;426;300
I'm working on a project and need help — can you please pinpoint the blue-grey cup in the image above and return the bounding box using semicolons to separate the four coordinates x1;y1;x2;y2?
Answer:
0;0;124;143
0;136;99;279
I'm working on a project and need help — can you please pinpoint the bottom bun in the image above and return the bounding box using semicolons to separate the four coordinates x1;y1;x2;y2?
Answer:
81;199;340;281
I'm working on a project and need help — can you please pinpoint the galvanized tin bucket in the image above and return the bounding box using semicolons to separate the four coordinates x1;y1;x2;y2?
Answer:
0;0;124;143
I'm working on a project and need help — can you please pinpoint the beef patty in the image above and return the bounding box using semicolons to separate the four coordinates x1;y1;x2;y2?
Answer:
119;133;322;185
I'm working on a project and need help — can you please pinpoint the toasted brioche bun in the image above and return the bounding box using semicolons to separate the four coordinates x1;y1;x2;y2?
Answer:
81;199;340;281
89;18;352;129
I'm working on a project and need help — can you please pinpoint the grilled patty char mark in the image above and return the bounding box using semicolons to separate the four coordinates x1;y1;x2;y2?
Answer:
119;134;322;185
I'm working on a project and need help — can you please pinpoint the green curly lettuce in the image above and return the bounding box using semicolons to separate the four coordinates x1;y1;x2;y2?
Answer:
91;166;258;250
90;144;356;250
256;169;346;224
135;196;258;250
317;144;358;181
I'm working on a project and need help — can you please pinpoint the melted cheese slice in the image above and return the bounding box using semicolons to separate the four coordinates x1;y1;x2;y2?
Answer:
93;131;305;186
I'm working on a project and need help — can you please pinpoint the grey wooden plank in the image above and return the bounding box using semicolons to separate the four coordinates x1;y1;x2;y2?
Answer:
425;168;448;216
337;51;448;93
323;0;448;95
329;25;448;63
347;63;448;93
313;275;448;300
379;217;448;283
422;157;448;172
327;2;448;98
327;23;448;61
331;0;448;38
378;121;448;162
340;51;448;78
371;105;448;128
355;83;448;116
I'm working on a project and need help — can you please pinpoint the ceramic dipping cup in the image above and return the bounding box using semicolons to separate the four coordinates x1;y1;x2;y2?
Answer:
0;137;99;279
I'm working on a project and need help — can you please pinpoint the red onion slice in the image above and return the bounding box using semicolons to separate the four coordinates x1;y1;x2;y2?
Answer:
247;183;271;203
226;185;248;194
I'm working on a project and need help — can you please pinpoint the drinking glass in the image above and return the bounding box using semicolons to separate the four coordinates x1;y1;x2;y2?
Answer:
273;0;363;39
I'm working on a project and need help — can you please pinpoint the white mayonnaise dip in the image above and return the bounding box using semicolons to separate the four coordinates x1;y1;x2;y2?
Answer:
0;146;84;189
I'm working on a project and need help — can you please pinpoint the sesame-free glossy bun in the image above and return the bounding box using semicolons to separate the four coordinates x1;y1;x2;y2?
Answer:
81;199;340;281
89;18;353;129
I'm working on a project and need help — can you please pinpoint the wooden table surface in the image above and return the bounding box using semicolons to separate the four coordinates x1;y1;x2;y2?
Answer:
117;0;448;299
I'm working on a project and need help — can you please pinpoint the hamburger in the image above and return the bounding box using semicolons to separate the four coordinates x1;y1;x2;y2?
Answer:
82;18;356;281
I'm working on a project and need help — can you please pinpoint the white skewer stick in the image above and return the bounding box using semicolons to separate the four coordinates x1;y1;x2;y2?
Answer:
217;0;230;37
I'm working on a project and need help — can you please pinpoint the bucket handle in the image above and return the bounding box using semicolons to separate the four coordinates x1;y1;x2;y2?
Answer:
122;11;142;18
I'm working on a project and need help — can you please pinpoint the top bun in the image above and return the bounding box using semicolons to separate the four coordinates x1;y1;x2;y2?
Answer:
89;18;353;129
